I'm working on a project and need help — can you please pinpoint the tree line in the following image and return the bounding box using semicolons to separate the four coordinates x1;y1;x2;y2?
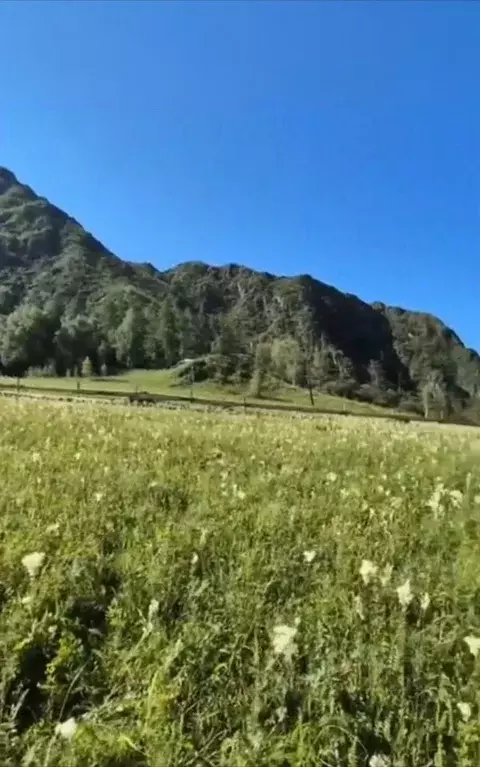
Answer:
0;295;471;421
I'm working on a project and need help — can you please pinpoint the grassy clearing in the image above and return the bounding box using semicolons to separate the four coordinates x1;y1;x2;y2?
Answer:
0;369;400;418
1;400;480;766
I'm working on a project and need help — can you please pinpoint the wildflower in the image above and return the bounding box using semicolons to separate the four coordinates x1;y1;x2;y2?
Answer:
55;717;77;740
22;552;45;579
379;564;393;587
275;706;287;723
449;489;463;507
359;559;377;585
457;701;472;722
46;522;60;534
191;552;199;566
420;592;430;612
303;550;316;564
354;595;365;620
145;598;159;633
147;598;159;624
396;579;413;608
464;635;480;658
369;755;389;767
426;484;444;517
326;471;337;483
94;491;104;503
272;624;298;660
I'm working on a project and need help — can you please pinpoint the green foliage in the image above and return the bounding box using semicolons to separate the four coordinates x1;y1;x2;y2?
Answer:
0;167;479;414
1;399;480;764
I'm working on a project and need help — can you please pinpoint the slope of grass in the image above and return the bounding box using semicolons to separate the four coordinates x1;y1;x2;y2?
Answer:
0;369;402;418
1;400;480;765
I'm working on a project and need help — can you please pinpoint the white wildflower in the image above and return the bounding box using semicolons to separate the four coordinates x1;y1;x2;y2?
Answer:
354;595;365;620
369;755;389;767
22;551;46;579
94;491;104;503
449;489;463;507
275;706;287;723
379;564;393;587
191;552;199;566
420;592;431;612
145;598;159;632
426;484;444;517
303;550;316;564
457;701;472;722
272;624;298;661
359;559;377;585
46;522;60;534
464;635;480;658
55;717;77;740
396;579;413;608
326;471;337;483
32;451;41;463
147;598;159;624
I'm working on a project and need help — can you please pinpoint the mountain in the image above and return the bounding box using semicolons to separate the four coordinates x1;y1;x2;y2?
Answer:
0;166;479;416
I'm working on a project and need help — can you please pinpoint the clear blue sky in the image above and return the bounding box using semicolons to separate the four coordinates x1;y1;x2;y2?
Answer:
2;1;479;349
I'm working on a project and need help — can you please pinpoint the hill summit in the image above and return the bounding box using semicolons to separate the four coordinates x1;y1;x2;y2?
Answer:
0;167;478;416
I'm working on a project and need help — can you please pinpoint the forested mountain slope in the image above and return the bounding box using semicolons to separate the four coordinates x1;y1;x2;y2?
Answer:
0;166;478;414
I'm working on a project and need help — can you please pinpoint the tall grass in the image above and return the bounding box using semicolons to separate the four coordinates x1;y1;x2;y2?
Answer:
0;400;480;765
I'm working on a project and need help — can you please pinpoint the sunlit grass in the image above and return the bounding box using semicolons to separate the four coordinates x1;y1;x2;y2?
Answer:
0;400;479;765
0;369;399;418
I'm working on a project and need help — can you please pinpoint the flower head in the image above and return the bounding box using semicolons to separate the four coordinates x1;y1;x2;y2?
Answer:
46;522;60;535
303;550;316;564
420;592;430;612
379;564;393;587
354;595;365;620
272;624;298;661
369;755;389;767
146;598;159;632
21;551;45;579
359;559;377;585
396;579;413;608
464;635;480;658
55;717;77;740
457;701;472;722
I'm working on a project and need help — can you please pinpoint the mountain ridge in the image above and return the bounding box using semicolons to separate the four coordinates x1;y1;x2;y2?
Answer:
0;166;478;416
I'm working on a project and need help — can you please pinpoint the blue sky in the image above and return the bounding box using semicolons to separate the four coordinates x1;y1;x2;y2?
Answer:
2;1;479;349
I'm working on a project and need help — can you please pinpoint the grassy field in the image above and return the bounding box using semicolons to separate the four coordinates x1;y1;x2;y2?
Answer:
1;399;480;766
0;369;402;418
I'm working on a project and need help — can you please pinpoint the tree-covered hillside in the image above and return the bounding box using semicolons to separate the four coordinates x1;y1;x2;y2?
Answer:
0;167;478;417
